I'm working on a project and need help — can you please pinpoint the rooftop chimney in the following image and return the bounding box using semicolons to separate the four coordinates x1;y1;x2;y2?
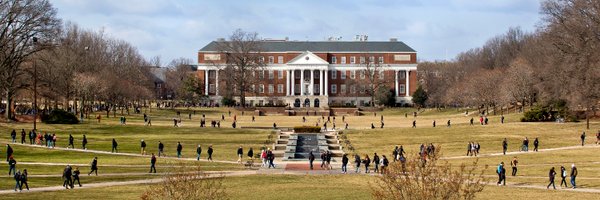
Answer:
390;38;398;42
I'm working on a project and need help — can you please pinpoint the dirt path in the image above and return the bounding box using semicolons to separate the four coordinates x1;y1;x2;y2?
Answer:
442;145;600;160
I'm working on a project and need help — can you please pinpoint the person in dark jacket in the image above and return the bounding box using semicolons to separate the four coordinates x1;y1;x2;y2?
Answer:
176;142;183;158
341;154;349;173
320;151;327;169
73;167;82;187
82;134;88;150
547;167;557;189
580;132;586;146
533;138;539;152
571;164;578;189
267;148;275;168
308;151;315;170
141;139;147;155
20;129;26;144
158;141;165;157
149;153;157;173
207;145;214;161
381;155;389;174
237;146;243;163
560;166;568;188
88;157;98;176
63;165;73;189
20;169;29;190
500;164;506;186
502;138;508;155
68;134;74;149
354;154;361;173
373;153;380;173
247;148;254;161
111;138;118;153
363;155;371;173
8;156;16;175
10;129;17;143
6;144;14;162
196;144;202;160
29;130;35;144
14;170;21;191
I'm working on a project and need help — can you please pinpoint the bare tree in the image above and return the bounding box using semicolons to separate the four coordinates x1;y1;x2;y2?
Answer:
371;148;487;200
216;29;265;107
501;57;537;110
0;0;61;120
141;162;228;200
356;55;393;106
164;58;195;104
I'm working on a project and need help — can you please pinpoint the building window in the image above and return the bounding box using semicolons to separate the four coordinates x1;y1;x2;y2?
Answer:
156;83;161;88
350;85;356;94
350;56;356;64
400;71;406;79
360;70;365;79
295;71;301;78
331;84;337;94
331;70;337;79
268;56;274;64
278;84;283;93
341;56;346;64
268;84;274;94
340;84;346;94
400;84;406;93
278;70;283;79
369;56;375;64
258;70;264;79
278;56;283;64
268;70;274;79
359;85;365;94
259;56;265;63
378;56;384;63
379;70;384;80
314;84;320;94
350;71;356;79
360;56;366;64
331;56;337;64
259;84;264;93
209;84;215;93
341;71;347;79
294;84;300;93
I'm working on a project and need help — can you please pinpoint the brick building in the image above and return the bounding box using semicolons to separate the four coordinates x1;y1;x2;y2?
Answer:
196;39;417;107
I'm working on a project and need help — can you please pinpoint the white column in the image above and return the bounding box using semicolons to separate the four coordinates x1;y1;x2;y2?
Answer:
319;70;324;95
310;70;314;95
324;70;328;96
290;70;296;96
286;70;290;96
300;69;305;95
204;70;209;95
215;70;219;96
405;70;410;97
395;70;399;97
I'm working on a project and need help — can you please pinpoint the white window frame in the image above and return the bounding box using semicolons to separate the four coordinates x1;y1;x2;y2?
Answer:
331;56;337;64
268;84;274;94
369;56;375;64
259;84;264;93
331;70;337;79
331;84;337;94
259;56;265;63
258;70;264;79
350;56;356;64
341;71;347;79
399;84;406;93
360;56;366;64
277;70;283;79
378;56;384;64
268;56;274;64
350;85;356;94
277;56;284;64
340;84;346;94
360;70;365;79
277;84;284;93
350;71;356;79
268;70;274;79
341;56;346;64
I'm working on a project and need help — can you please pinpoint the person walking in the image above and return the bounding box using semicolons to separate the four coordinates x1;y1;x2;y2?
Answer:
141;139;147;155
354;154;361;173
10;129;17;143
196;145;202;160
511;157;518;176
470;117;474;126
68;134;74;149
533;138;539;152
20;169;29;190
412;120;416;128
73;167;82;187
580;132;586;146
447;120;451;127
20;129;26;144
501;115;505;124
63;165;73;189
14;170;21;191
6;144;14;162
207;145;214;161
111;138;118;153
381;155;389;174
8;156;16;175
373;153;380;173
158;141;165;157
467;142;472;156
363;155;371;173
596;131;600;145
500;163;506;186
432;120;436;128
308;151;315;170
247;148;254;161
341;154;349;173
29;130;35;144
88;157;98;176
260;149;267;167
571;164;578;189
560;166;568;188
502;138;508;155
547;167;557;189
237;146;244;163
149;153;157;173
326;150;332;170
82;134;88;150
320;151;327;169
176;142;183;158
267;148;275;168
496;162;504;185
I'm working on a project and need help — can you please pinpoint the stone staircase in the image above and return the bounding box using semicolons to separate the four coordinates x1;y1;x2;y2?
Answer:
273;129;344;161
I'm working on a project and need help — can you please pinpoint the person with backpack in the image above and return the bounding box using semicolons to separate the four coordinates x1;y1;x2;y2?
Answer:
196;144;202;161
547;167;557;189
20;169;29;190
8;156;16;175
373;153;380;173
140;139;147;155
496;162;504;185
73;167;82;187
149;153;157;173
571;164;578;189
560;166;568;188
14;170;21;191
88;157;98;176
176;142;183;158
341;154;349;174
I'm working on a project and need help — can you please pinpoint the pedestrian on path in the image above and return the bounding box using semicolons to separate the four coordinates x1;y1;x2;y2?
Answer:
511;157;518;176
8;156;16;175
10;129;16;143
533;138;539;152
496;162;503;185
73;167;82;187
320;151;326;169
63;165;73;189
502;138;508;155
363;155;371;173
20;129;26;144
68;134;74;149
547;167;557;189
14;170;21;191
381;155;389;174
571;164;578;189
196;145;202;160
373;153;380;173
267;148;275;168
111;138;118;153
247;148;254;161
237;146;243;163
207;145;214;161
308;151;315;170
88;157;98;176
176;142;183;158
500;164;506;186
354;154;361;173
6;144;14;162
141;139;147;155
149;153;157;173
580;132;586;146
158;141;165;157
560;166;568;188
260;149;267;167
20;169;29;190
82;134;88;150
341;154;348;173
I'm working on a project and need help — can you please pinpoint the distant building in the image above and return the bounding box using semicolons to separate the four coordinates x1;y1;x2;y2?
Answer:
196;39;417;107
147;66;171;100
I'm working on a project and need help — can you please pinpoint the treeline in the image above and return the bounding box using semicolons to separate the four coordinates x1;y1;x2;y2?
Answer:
418;0;600;126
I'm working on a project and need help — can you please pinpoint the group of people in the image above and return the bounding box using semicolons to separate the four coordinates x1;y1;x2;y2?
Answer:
546;164;578;189
519;137;539;152
466;142;481;156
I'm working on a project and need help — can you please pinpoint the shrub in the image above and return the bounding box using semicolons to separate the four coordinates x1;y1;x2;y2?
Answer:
221;97;236;107
41;110;79;124
293;126;321;133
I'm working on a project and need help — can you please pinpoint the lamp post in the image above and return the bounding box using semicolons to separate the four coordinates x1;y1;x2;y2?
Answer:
32;37;38;130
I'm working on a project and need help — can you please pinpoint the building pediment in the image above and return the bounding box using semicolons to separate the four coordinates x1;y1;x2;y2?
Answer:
287;51;329;65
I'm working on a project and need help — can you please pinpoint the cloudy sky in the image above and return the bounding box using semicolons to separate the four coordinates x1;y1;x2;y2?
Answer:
51;0;542;65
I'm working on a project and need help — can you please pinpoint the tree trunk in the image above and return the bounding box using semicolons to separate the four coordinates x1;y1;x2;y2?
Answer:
5;90;13;120
586;109;590;130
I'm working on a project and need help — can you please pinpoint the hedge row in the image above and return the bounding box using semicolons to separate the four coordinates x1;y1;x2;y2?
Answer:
293;126;322;133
